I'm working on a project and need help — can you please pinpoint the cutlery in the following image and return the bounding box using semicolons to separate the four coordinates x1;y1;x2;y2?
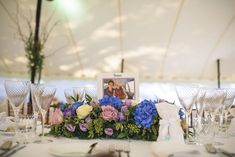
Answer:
0;141;19;157
87;142;98;154
168;150;200;157
205;144;235;157
2;145;26;157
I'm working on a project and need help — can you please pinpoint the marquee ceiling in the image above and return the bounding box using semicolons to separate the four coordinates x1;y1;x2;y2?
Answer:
0;0;235;82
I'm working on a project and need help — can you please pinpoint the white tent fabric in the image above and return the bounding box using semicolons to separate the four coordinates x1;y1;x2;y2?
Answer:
0;0;235;81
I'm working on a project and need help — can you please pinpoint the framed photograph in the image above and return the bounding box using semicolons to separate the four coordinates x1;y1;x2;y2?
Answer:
97;73;139;101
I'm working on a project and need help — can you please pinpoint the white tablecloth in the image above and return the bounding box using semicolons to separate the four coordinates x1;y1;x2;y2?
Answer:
1;124;235;157
0;135;235;157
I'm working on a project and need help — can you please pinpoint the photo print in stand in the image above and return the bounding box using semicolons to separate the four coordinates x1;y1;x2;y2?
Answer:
97;73;139;101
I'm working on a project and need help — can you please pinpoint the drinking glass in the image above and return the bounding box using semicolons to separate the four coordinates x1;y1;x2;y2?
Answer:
16;114;36;144
195;88;206;118
64;88;75;104
34;85;56;143
203;88;226;122
31;84;44;135
73;87;85;101
194;117;214;145
4;80;30;121
223;88;235;124
85;86;97;102
218;88;235;137
176;86;199;144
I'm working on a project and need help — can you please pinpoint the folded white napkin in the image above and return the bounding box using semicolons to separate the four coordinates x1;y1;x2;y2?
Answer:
156;102;184;143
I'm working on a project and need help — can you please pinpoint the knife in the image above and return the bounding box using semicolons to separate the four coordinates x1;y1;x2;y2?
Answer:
2;145;26;157
87;142;98;154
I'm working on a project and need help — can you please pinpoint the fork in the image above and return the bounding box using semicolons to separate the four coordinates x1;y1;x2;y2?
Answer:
2;145;26;157
0;141;19;157
205;144;235;157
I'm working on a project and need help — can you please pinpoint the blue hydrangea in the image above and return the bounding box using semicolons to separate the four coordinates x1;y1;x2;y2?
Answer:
133;100;157;128
71;101;84;110
99;96;123;109
178;108;184;119
59;103;66;111
63;101;84;118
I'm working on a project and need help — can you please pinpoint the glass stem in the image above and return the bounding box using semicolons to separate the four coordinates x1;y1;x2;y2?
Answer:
224;111;228;125
185;112;190;142
41;110;46;137
13;107;20;122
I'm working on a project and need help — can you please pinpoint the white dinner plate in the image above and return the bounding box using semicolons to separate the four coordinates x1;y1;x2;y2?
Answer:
48;144;92;157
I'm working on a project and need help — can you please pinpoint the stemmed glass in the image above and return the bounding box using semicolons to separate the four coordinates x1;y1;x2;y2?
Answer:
203;88;226;145
218;88;235;137
85;86;97;102
73;87;85;101
223;88;235;124
31;84;44;134
33;85;56;143
64;88;75;104
176;86;199;144
4;80;30;121
203;88;226;122
195;88;206;120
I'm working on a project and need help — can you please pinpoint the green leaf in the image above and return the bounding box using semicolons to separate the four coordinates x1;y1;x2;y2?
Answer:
117;133;127;139
85;94;92;104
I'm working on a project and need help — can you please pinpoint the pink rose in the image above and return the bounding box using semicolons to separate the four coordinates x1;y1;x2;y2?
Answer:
50;108;63;125
101;105;118;121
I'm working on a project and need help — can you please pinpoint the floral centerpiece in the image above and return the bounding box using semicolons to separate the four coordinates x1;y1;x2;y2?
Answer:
49;96;160;141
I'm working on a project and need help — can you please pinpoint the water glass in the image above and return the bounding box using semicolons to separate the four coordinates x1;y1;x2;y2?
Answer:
15;115;36;144
194;117;215;145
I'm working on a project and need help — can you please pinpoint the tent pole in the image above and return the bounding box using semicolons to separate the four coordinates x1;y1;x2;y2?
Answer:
28;0;42;114
217;59;221;88
121;58;124;73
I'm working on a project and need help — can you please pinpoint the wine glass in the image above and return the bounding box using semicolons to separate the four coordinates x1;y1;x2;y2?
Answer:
195;88;206;119
64;88;75;104
34;85;56;143
73;87;85;101
85;86;97;103
223;88;235;124
176;86;199;144
203;88;226;122
4;80;30;121
31;84;44;134
218;88;235;137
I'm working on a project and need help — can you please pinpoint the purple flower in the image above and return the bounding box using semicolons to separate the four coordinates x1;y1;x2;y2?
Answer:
125;100;132;107
85;116;92;123
118;112;126;122
63;107;75;118
101;105;118;121
104;128;113;136
121;105;128;112
66;124;76;132
79;123;88;132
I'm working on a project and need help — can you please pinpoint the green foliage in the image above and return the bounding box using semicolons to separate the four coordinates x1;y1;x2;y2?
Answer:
25;34;44;80
93;118;104;136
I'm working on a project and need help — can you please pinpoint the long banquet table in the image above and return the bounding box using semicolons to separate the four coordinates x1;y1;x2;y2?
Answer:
1;134;235;157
